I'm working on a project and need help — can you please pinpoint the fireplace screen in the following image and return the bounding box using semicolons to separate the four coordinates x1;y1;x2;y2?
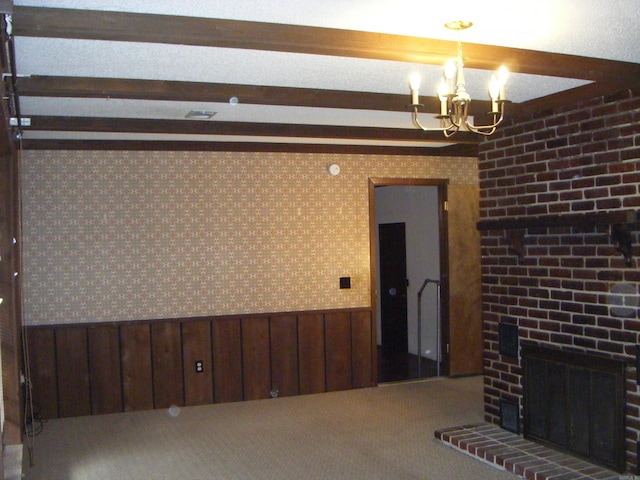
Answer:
522;344;625;472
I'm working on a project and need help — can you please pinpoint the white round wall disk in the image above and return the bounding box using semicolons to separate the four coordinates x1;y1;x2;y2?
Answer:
328;163;340;176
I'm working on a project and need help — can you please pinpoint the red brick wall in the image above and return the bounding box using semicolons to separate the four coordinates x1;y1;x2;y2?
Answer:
479;87;640;471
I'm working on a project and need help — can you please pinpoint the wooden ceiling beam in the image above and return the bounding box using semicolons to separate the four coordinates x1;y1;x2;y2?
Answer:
18;75;449;114
27;115;480;144
19;139;477;157
14;6;640;84
21;75;637;123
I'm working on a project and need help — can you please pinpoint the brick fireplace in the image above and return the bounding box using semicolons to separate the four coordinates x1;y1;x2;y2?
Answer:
479;87;640;472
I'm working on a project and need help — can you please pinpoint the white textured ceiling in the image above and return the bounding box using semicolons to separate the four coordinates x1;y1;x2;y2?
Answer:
11;0;640;147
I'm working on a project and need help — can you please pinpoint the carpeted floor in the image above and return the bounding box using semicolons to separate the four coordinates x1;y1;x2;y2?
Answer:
22;376;518;479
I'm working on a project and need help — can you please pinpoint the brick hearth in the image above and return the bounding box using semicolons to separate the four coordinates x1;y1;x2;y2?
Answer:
435;424;621;479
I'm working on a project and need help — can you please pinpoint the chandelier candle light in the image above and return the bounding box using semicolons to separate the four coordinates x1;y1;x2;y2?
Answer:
409;20;509;137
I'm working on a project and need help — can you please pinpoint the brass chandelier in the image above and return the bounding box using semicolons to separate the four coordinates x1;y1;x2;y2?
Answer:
409;21;509;137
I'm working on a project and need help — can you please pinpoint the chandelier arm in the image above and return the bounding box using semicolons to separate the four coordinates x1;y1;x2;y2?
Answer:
464;105;506;135
448;101;465;129
442;127;458;138
465;122;497;136
412;107;457;134
441;120;459;136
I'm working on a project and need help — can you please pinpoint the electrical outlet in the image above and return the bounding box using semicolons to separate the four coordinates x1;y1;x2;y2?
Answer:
195;360;204;373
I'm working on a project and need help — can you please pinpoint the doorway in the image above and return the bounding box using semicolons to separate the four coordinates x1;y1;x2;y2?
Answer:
370;179;448;384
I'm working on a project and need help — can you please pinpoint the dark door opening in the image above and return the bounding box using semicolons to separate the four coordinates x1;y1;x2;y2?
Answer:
379;222;408;353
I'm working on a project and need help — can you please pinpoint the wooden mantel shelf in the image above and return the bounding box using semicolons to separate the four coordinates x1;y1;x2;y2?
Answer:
477;209;638;265
476;209;638;232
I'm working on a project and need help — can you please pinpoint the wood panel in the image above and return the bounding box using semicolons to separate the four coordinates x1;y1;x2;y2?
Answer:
87;324;122;414
0;276;21;443
270;315;299;397
350;311;374;388
298;314;326;395
25;328;58;419
324;312;352;392
447;184;483;376
26;308;375;417
213;317;243;403
241;317;271;401
182;319;213;406
151;322;184;408
55;326;90;417
120;323;153;411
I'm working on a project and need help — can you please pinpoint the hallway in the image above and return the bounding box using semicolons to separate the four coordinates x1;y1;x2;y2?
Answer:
377;346;440;383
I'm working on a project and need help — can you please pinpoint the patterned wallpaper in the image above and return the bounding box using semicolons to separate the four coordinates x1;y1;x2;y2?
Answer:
20;150;478;325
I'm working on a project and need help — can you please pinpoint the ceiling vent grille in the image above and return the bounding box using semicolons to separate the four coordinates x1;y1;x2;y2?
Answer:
185;110;216;120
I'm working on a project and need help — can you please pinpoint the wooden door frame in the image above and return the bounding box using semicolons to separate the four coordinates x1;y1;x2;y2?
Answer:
368;178;450;385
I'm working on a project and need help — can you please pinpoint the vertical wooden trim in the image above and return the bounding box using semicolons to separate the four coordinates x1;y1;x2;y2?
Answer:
447;184;483;376
241;317;271;401
298;313;325;395
1;13;23;442
55;326;91;417
350;311;373;388
151;321;184;409
270;315;299;397
120;323;153;412
87;324;122;414
182;319;213;406
212;317;243;403
368;179;379;384
25;327;58;419
324;312;352;392
438;183;450;376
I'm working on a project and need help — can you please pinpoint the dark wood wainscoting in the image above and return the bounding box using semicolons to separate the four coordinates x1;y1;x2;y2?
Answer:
25;309;374;419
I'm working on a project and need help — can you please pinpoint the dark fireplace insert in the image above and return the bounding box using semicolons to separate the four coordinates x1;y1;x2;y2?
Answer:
522;344;626;472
